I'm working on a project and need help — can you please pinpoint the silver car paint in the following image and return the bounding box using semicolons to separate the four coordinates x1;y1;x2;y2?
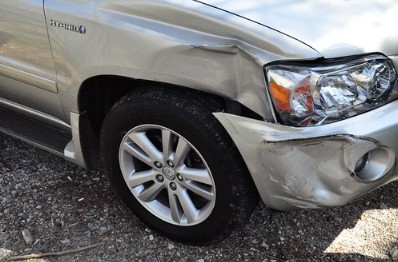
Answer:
0;1;56;81
44;0;320;123
199;0;398;58
215;97;398;210
0;0;66;120
1;0;398;210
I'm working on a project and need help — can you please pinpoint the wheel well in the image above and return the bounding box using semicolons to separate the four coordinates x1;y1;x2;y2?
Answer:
78;75;262;168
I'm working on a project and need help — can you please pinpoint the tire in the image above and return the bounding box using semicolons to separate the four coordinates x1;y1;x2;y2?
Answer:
100;87;258;243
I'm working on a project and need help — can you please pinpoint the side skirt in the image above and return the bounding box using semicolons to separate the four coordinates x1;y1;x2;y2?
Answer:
0;99;87;168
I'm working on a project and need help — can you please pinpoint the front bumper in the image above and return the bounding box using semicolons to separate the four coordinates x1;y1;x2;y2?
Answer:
214;100;398;210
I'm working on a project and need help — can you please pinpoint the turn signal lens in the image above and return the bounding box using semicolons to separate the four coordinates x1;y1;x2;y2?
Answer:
266;55;398;126
269;82;290;112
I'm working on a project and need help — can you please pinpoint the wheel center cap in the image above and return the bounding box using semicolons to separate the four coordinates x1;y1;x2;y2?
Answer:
162;167;175;180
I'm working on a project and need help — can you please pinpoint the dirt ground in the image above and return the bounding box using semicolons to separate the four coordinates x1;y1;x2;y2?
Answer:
1;133;398;261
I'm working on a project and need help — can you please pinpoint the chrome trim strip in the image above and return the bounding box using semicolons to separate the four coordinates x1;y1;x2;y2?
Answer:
0;62;57;93
0;98;70;131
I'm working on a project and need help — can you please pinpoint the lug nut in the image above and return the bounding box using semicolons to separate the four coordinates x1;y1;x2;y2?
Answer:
154;161;162;168
170;182;177;191
177;174;183;181
156;175;164;182
167;160;174;167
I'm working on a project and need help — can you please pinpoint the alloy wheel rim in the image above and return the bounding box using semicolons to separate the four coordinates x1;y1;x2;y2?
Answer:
119;124;216;226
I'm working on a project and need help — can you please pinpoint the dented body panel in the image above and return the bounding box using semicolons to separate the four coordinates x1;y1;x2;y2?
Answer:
1;0;398;211
199;0;398;58
44;0;320;122
215;100;398;210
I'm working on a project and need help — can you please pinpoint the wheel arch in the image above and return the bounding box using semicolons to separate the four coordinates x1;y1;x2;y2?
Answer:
99;86;260;242
77;75;262;169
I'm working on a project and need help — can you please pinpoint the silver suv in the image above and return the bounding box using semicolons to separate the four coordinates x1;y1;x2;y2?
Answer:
1;1;398;243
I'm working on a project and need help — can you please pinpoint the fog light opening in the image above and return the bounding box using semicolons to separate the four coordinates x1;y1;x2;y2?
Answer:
353;148;394;183
354;153;369;173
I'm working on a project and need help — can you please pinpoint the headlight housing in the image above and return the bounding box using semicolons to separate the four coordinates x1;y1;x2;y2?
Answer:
265;55;398;126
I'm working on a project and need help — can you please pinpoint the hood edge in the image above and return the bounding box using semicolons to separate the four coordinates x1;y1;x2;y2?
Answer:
193;0;320;55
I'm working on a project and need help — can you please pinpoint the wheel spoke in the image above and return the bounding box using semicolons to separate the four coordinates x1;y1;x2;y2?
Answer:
168;190;181;223
122;142;152;166
177;189;198;223
161;129;173;161
137;182;164;202
128;132;162;163
184;181;215;201
127;169;157;188
177;166;213;185
119;124;216;226
174;137;191;167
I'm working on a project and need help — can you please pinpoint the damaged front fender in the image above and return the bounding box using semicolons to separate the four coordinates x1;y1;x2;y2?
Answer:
214;100;398;210
45;0;320;122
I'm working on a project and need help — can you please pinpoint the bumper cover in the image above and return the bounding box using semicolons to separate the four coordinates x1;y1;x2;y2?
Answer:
214;100;398;210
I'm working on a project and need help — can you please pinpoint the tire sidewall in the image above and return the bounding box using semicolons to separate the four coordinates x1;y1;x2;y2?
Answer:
101;98;239;242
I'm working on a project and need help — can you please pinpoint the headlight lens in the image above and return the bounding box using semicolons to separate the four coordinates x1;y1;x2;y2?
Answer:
266;55;398;126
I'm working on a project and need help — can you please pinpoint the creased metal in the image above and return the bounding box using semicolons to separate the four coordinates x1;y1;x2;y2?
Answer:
44;0;320;122
214;100;398;210
198;0;398;58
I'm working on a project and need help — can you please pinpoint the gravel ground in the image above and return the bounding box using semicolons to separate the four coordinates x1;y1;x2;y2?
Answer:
1;132;398;262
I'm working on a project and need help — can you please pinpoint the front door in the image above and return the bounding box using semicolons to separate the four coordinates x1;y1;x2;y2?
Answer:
0;0;64;119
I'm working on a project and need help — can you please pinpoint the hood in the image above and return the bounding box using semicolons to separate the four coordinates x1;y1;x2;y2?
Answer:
196;0;398;58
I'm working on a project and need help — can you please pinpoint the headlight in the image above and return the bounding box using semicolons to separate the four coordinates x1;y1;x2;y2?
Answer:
265;55;398;126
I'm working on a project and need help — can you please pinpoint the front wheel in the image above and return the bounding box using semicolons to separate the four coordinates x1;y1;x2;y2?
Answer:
119;124;216;226
100;88;258;243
